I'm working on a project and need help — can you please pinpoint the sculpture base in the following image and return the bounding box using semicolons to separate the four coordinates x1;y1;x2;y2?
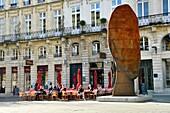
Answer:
97;95;152;102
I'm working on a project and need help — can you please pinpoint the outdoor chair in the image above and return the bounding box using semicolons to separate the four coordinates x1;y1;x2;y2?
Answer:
52;91;58;100
62;91;68;101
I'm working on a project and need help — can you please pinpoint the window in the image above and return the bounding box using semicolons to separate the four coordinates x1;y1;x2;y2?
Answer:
38;47;46;59
11;49;18;60
92;41;100;55
72;43;79;56
112;0;122;10
23;48;31;60
0;0;4;9
163;0;170;15
140;37;149;51
72;6;80;29
54;10;62;31
0;18;4;36
39;12;46;33
162;34;170;51
137;0;148;18
54;45;62;57
11;16;17;34
0;50;4;61
25;14;31;33
91;3;100;26
24;0;31;5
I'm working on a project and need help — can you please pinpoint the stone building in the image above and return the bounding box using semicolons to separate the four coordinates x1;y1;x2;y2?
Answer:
0;0;170;95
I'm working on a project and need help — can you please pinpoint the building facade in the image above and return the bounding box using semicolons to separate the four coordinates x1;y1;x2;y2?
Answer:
0;0;170;95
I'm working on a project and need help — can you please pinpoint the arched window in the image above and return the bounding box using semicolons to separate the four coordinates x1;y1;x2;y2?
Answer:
140;37;149;51
92;41;100;55
38;46;46;59
72;43;79;56
0;50;4;61
162;34;170;51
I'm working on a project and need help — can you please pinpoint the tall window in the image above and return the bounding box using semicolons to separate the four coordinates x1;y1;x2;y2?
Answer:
54;45;62;57
72;43;79;56
91;3;100;26
39;12;46;33
23;48;31;60
72;6;80;29
92;41;100;55
38;47;46;59
54;10;62;31
163;0;170;15
12;49;18;60
25;14;31;33
140;37;149;51
11;16;17;34
137;0;148;18
0;50;4;61
0;0;4;9
0;18;4;36
112;0;122;10
162;34;170;51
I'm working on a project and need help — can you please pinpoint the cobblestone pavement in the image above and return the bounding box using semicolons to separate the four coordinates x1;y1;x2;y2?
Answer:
0;97;170;113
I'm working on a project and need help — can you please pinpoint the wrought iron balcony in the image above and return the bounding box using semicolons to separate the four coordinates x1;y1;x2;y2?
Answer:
54;53;62;58
0;58;4;61
11;57;18;60
92;50;100;55
38;55;46;59
23;56;31;60
0;23;107;43
138;12;170;27
23;0;31;5
38;0;45;3
10;3;17;8
72;52;79;56
0;5;4;10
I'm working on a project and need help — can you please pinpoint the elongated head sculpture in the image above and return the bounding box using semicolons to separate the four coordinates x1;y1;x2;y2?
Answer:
108;4;141;96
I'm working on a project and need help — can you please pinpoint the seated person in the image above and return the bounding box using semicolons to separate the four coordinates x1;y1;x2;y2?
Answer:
87;84;93;91
48;85;53;96
78;85;85;100
35;86;46;100
13;86;19;95
52;86;57;91
97;84;104;95
71;84;76;90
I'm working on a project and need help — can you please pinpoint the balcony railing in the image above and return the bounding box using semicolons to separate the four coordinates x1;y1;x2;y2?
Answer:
11;57;18;60
10;3;17;8
0;58;4;61
38;0;45;3
23;56;31;60
72;52;79;56
54;53;62;58
92;50;100;55
38;55;46;59
0;23;107;43
0;5;4;10
23;1;31;5
138;12;170;27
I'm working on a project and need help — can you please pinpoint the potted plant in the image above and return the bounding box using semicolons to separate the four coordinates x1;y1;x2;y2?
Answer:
79;20;86;33
100;18;107;31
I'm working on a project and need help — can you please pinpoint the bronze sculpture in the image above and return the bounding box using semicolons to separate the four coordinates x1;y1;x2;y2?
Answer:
108;4;141;96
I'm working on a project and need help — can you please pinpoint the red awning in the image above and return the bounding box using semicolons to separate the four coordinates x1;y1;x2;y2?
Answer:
73;73;77;86
108;71;112;88
57;71;62;87
76;69;81;90
37;71;42;90
94;70;97;89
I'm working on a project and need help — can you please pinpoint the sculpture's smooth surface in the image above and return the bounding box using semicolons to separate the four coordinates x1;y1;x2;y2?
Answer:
108;4;141;96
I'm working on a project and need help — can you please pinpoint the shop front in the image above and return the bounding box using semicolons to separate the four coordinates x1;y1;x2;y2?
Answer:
89;62;104;88
11;67;18;92
54;64;62;86
0;67;6;93
24;66;31;91
70;63;82;88
37;65;48;86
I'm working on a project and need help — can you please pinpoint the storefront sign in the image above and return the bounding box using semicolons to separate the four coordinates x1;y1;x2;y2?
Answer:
99;52;106;59
26;60;33;65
